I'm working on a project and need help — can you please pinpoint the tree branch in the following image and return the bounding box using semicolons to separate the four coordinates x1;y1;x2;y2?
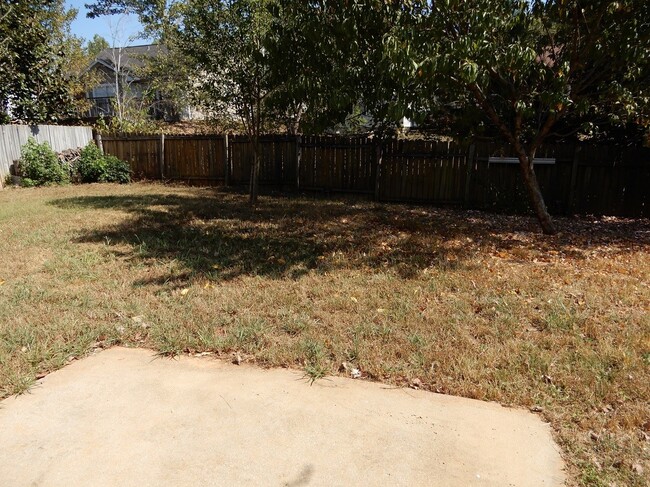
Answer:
467;82;517;146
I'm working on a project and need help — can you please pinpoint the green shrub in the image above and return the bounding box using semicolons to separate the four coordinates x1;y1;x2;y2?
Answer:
77;144;130;184
100;155;131;184
77;143;106;183
18;138;69;186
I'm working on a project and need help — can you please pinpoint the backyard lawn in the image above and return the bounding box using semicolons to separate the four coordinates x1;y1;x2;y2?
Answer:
0;183;648;486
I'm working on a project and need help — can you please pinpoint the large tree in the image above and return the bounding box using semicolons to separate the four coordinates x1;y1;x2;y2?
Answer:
272;0;650;233
392;0;649;233
267;1;419;135
0;0;76;123
172;0;275;205
87;0;278;204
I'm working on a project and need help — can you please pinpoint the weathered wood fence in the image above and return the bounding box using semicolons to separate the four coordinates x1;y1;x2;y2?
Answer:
101;134;650;217
0;125;93;184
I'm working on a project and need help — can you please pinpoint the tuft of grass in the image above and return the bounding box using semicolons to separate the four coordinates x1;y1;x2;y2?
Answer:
303;362;328;385
301;338;328;385
229;318;267;353
0;183;648;486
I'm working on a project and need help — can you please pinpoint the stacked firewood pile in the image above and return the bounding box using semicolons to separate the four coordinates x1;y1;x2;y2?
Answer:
58;148;83;182
57;148;82;172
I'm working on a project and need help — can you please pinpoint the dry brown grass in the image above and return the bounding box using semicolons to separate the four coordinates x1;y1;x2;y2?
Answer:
0;183;648;486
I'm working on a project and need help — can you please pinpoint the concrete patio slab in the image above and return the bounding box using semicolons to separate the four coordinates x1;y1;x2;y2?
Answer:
0;347;565;486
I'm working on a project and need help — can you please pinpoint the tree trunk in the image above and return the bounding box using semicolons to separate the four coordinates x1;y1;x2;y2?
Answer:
517;153;557;235
249;141;260;206
466;83;560;235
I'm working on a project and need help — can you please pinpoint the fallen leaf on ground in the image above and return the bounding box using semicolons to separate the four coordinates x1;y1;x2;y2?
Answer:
589;430;600;442
180;289;189;296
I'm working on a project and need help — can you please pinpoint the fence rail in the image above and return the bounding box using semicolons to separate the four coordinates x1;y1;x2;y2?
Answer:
100;133;650;217
0;125;93;184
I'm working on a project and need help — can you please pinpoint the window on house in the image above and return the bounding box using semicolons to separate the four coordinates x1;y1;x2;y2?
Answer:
90;84;116;98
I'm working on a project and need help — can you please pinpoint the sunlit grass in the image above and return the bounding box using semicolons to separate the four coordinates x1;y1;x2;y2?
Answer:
0;182;648;486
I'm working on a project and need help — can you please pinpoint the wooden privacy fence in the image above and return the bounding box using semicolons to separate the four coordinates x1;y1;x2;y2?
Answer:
101;134;650;217
0;125;93;183
101;134;298;188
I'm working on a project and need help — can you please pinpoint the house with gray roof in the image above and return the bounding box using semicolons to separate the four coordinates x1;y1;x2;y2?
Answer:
85;44;197;121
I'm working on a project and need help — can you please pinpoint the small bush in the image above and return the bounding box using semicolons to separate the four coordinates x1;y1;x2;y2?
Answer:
17;138;69;186
77;144;130;184
100;155;131;184
77;144;106;183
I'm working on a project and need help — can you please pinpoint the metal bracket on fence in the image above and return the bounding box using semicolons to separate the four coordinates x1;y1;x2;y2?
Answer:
487;156;556;165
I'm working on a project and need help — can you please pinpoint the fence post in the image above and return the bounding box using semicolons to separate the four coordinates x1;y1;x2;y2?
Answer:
95;132;104;154
567;145;581;214
159;133;165;180
374;138;383;201
224;134;230;186
296;135;302;190
464;143;476;206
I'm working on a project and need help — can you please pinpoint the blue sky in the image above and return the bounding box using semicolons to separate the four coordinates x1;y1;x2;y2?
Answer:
65;0;152;46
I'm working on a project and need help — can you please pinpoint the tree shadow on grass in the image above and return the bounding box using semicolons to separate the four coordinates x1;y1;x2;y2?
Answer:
49;189;650;288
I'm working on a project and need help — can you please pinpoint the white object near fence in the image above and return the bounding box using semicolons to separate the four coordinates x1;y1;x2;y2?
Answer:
0;125;93;184
488;156;556;165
